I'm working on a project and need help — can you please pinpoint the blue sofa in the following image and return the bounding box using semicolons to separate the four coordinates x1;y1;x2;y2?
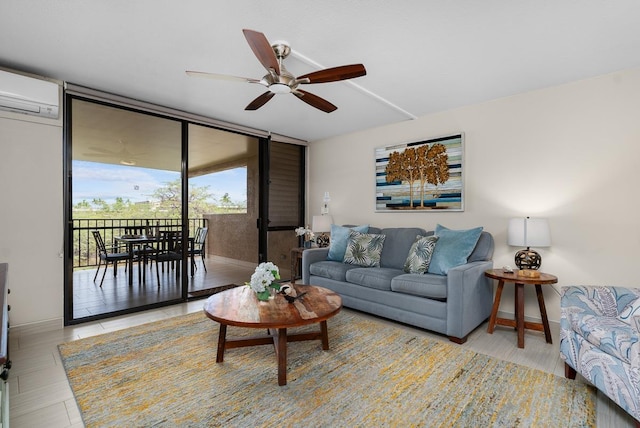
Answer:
301;226;495;343
560;286;640;424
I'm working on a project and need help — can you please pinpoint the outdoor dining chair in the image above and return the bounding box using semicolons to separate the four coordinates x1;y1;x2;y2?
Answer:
190;226;208;273
124;226;157;274
92;230;130;287
151;230;183;285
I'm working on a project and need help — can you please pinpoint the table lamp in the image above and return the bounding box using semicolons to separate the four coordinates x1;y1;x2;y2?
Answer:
507;217;551;270
312;215;333;248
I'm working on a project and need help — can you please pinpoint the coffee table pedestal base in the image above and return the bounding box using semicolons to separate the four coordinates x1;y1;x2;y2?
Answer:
215;320;330;386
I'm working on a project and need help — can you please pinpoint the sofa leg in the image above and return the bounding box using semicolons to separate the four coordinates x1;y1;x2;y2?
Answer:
448;335;468;344
564;362;577;380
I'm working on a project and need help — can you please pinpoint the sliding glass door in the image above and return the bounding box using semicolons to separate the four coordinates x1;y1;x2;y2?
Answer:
67;98;184;321
187;124;260;295
64;96;305;324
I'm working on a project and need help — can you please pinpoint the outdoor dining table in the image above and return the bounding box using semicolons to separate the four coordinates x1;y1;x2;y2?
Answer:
114;234;195;286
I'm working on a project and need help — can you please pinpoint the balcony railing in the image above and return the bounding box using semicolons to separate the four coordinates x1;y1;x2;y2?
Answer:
73;218;207;269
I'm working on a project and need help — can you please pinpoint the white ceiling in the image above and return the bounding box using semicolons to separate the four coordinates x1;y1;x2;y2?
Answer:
1;1;639;142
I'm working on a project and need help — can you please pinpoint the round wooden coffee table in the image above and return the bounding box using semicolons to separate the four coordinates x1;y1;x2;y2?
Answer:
203;284;342;386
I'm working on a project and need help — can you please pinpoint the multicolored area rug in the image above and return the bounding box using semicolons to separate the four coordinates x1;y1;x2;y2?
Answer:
59;310;595;427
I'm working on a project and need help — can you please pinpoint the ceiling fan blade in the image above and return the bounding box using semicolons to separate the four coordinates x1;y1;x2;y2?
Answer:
297;64;366;84
242;29;280;75
245;91;275;110
186;70;261;84
293;90;337;113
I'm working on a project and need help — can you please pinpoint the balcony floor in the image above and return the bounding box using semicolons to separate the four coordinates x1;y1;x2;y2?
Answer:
71;256;292;320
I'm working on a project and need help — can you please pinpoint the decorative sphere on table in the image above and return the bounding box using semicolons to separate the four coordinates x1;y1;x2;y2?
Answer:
316;234;330;248
514;249;541;270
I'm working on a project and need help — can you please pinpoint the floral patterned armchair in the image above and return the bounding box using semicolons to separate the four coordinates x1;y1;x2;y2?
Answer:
560;286;640;423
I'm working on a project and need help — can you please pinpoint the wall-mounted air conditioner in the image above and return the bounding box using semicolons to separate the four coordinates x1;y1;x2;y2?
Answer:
0;69;59;119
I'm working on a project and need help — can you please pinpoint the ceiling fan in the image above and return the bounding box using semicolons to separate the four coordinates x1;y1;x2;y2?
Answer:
186;29;367;113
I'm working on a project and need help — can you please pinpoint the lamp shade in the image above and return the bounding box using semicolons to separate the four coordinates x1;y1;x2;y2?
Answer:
312;215;333;233
507;217;551;248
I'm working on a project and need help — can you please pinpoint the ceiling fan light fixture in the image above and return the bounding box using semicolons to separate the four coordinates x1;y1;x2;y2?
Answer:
268;83;291;94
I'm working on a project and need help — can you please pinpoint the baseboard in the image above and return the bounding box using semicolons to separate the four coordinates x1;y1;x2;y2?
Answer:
10;317;63;335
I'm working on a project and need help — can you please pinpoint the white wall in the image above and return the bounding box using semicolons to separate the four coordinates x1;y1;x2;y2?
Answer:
0;110;64;326
307;67;640;323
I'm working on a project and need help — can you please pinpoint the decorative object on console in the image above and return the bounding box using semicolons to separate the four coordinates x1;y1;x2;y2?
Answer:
507;217;550;270
375;134;464;212
312;215;333;248
246;262;281;301
295;226;315;248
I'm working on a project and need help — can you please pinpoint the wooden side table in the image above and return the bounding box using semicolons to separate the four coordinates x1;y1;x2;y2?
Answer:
485;269;557;348
290;247;306;284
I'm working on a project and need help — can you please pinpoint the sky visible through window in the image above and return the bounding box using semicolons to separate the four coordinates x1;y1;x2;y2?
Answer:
72;161;247;205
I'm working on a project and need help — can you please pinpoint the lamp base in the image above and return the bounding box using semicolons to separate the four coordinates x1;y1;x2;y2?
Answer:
514;248;541;270
316;233;330;248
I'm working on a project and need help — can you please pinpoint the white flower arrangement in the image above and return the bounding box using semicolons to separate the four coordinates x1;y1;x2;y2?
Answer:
246;262;281;301
295;226;315;242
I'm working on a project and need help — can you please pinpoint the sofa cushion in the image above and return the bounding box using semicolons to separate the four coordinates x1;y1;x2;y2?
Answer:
428;224;483;275
568;312;639;365
327;224;369;261
404;235;439;274
391;273;448;299
345;267;400;291
309;260;359;282
343;231;386;267
379;227;428;269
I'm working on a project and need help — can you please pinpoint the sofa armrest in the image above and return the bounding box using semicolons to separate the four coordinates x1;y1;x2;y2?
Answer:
301;248;329;284
445;260;494;339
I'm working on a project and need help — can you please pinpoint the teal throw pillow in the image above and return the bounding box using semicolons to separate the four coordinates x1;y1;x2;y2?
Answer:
404;235;439;274
327;224;369;261
427;224;483;275
343;230;386;267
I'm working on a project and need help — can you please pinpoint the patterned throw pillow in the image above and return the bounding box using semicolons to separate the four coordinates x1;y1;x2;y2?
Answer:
326;224;370;261
343;230;386;267
404;235;439;274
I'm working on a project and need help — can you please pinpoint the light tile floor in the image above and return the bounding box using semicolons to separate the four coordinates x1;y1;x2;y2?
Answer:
7;303;637;427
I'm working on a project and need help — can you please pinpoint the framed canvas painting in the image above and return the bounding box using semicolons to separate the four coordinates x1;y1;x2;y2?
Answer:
375;133;464;212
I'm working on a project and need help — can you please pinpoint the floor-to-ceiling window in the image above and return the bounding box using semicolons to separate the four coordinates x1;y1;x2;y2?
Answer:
67;98;185;321
64;93;306;324
188;124;260;294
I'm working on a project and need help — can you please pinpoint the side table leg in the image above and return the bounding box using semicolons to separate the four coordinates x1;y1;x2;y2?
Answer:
535;284;553;344
277;328;287;386
487;280;504;334
515;283;525;348
216;324;227;363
